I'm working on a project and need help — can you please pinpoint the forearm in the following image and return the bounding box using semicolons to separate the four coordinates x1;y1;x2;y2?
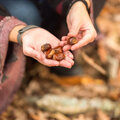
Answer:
9;25;26;43
0;16;26;49
73;0;91;8
62;0;91;17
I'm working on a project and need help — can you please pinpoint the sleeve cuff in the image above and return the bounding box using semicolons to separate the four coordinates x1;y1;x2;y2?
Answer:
0;16;26;77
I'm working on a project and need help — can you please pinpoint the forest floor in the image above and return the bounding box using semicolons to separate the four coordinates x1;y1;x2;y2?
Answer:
0;0;120;120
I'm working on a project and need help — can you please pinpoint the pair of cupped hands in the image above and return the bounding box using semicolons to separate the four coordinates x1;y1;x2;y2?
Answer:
22;2;97;68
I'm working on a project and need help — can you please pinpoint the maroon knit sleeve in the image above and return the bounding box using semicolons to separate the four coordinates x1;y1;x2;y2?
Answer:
0;16;26;114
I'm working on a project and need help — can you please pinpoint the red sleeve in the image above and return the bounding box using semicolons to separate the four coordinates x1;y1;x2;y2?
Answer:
0;16;26;75
0;16;27;113
0;16;4;20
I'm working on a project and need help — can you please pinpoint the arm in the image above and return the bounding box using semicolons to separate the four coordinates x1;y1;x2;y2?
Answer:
0;19;74;68
58;0;97;51
47;0;91;17
0;8;27;113
9;25;26;43
0;10;74;69
0;5;73;114
64;0;97;51
62;0;106;51
0;16;27;70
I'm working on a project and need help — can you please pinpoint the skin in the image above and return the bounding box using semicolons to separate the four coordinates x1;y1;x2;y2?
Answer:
9;0;96;68
9;26;74;68
61;1;97;51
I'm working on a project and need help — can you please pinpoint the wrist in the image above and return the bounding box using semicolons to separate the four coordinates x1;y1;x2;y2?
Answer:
74;0;90;9
9;25;26;43
71;1;89;14
17;25;39;45
69;0;90;14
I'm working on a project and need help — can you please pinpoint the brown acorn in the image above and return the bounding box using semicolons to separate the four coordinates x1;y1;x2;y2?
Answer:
41;43;65;61
41;43;51;52
68;37;78;45
45;49;55;59
54;46;63;54
44;48;51;56
53;53;65;61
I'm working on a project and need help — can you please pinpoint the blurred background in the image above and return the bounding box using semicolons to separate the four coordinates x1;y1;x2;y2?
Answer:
0;0;120;120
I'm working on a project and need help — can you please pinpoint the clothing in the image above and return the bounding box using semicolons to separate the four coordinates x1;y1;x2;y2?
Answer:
0;0;105;114
0;16;26;114
0;0;42;25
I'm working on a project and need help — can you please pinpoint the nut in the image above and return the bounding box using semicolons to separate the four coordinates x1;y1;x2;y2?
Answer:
53;53;65;61
47;49;55;59
41;43;65;61
44;49;55;59
41;43;51;52
54;46;63;53
68;37;78;45
44;48;51;57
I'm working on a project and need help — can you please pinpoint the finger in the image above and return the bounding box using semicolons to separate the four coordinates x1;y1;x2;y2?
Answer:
59;60;72;68
60;41;67;46
63;45;71;51
43;59;59;67
59;55;74;68
64;51;74;59
71;32;95;51
61;36;69;41
52;42;60;48
65;56;74;65
35;52;59;67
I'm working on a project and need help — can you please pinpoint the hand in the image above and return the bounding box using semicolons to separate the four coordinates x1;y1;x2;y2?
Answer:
62;1;97;51
22;28;74;68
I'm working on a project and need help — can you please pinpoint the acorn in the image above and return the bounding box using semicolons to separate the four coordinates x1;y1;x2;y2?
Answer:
41;43;51;52
45;49;55;59
41;43;65;61
68;37;78;45
53;53;65;61
54;46;63;53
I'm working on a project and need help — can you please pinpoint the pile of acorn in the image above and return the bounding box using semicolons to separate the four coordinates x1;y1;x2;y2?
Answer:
41;37;78;61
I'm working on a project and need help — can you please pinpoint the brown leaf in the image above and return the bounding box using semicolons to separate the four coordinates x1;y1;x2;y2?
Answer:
97;110;110;120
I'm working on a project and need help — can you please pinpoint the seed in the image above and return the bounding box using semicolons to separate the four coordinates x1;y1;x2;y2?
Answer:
54;46;63;53
41;43;51;52
41;44;65;61
46;49;55;59
68;37;78;45
53;53;65;61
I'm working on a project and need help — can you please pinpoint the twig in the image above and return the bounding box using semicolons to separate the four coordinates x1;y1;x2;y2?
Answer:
35;94;119;115
81;51;107;75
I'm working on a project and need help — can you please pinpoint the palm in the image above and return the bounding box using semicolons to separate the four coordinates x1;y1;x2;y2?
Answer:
22;28;74;68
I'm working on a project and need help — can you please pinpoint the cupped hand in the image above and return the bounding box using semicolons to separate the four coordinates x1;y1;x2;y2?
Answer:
62;1;97;51
22;28;74;68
